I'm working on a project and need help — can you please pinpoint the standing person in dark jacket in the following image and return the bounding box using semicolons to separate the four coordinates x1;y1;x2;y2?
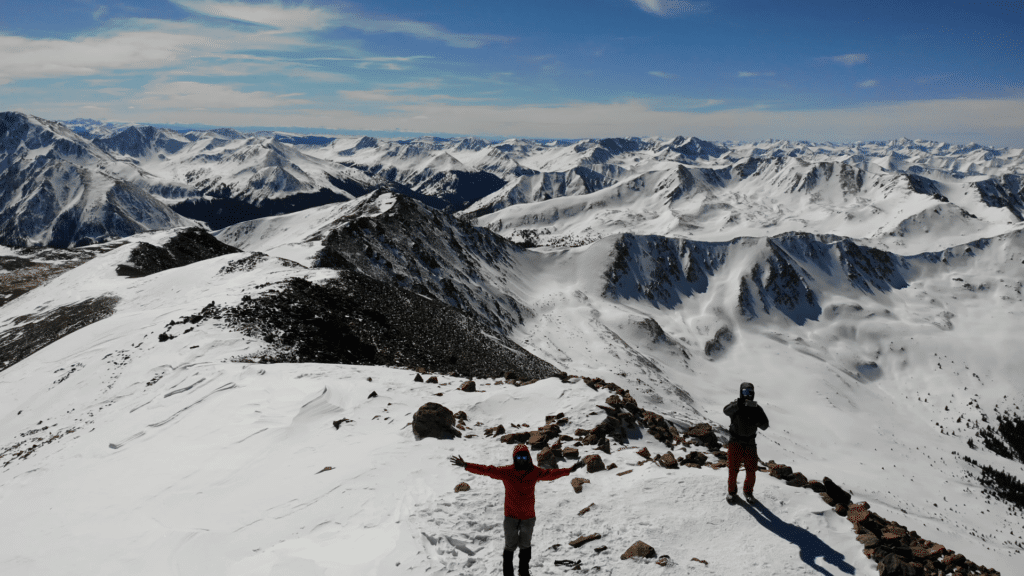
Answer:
450;444;584;576
723;382;769;504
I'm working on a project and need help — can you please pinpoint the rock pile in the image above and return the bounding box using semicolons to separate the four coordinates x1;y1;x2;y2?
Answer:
570;377;681;450
758;464;1001;575
844;500;1000;575
497;414;568;455
684;422;722;451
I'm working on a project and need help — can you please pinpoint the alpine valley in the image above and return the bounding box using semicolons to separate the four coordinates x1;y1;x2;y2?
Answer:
1;110;1022;575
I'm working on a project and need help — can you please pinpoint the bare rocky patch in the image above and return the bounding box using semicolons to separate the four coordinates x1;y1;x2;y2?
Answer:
0;295;119;372
197;271;559;379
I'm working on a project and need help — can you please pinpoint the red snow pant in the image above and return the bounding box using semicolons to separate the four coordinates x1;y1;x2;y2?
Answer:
727;441;758;495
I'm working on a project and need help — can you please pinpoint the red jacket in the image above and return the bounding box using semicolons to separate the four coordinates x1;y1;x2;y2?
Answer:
465;444;571;520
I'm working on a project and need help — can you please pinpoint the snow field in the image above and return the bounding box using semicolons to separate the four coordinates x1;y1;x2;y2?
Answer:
0;324;872;576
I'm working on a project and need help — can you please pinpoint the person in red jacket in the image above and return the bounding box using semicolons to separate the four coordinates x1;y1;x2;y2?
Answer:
450;444;583;576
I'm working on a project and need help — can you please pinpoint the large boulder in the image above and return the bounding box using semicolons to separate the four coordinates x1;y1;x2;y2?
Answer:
583;455;606;473
656;452;679;469
822;476;852;505
682;451;707;467
537;446;562;468
768;462;794;480
621;541;657;560
412;402;461;440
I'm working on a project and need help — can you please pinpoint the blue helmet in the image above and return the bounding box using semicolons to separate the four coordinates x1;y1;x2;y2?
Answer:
740;382;755;400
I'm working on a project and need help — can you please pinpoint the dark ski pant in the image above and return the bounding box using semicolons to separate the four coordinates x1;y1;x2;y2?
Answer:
503;516;536;550
727;441;758;495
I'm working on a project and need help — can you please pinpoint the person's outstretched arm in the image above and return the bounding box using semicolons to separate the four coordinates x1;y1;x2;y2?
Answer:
723;399;741;417
451;455;507;480
537;460;584;481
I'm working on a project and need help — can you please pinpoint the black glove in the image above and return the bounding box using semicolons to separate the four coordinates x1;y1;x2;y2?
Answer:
449;455;466;468
569;461;585;472
744;399;759;408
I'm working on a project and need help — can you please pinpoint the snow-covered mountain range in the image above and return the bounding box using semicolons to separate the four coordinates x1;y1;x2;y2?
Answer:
4;111;1024;250
1;113;1023;575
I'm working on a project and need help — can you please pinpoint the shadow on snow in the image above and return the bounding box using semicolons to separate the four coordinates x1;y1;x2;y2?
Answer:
742;500;855;575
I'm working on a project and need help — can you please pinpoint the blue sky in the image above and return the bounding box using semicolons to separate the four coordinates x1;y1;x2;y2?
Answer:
1;0;1022;144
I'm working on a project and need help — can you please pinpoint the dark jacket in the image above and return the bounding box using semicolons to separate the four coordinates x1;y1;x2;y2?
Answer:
724;399;769;446
465;444;571;520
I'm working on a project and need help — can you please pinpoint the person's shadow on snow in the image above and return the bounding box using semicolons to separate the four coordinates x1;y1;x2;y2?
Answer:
742;500;855;575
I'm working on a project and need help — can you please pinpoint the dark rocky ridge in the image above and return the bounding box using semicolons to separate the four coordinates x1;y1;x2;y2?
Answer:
213;272;558;379
314;191;529;334
115;227;240;277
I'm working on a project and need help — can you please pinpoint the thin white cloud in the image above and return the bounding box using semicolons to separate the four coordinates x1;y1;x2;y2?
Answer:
827;53;868;66
0;19;312;82
337;89;486;104
649;71;676;79
136;80;311;110
172;0;334;32
859;79;878;88
738;71;775;78
629;0;710;16
172;0;510;47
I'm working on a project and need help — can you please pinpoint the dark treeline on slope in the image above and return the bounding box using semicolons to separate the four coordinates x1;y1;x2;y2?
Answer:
963;455;1024;513
978;412;1024;464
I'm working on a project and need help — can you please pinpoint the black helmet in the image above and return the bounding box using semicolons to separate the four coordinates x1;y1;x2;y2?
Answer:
740;382;755;400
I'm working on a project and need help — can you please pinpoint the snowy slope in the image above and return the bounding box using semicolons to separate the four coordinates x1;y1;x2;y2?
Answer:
210;194;1024;573
2;118;1024;574
0;233;867;574
0;112;195;247
1;212;1020;574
